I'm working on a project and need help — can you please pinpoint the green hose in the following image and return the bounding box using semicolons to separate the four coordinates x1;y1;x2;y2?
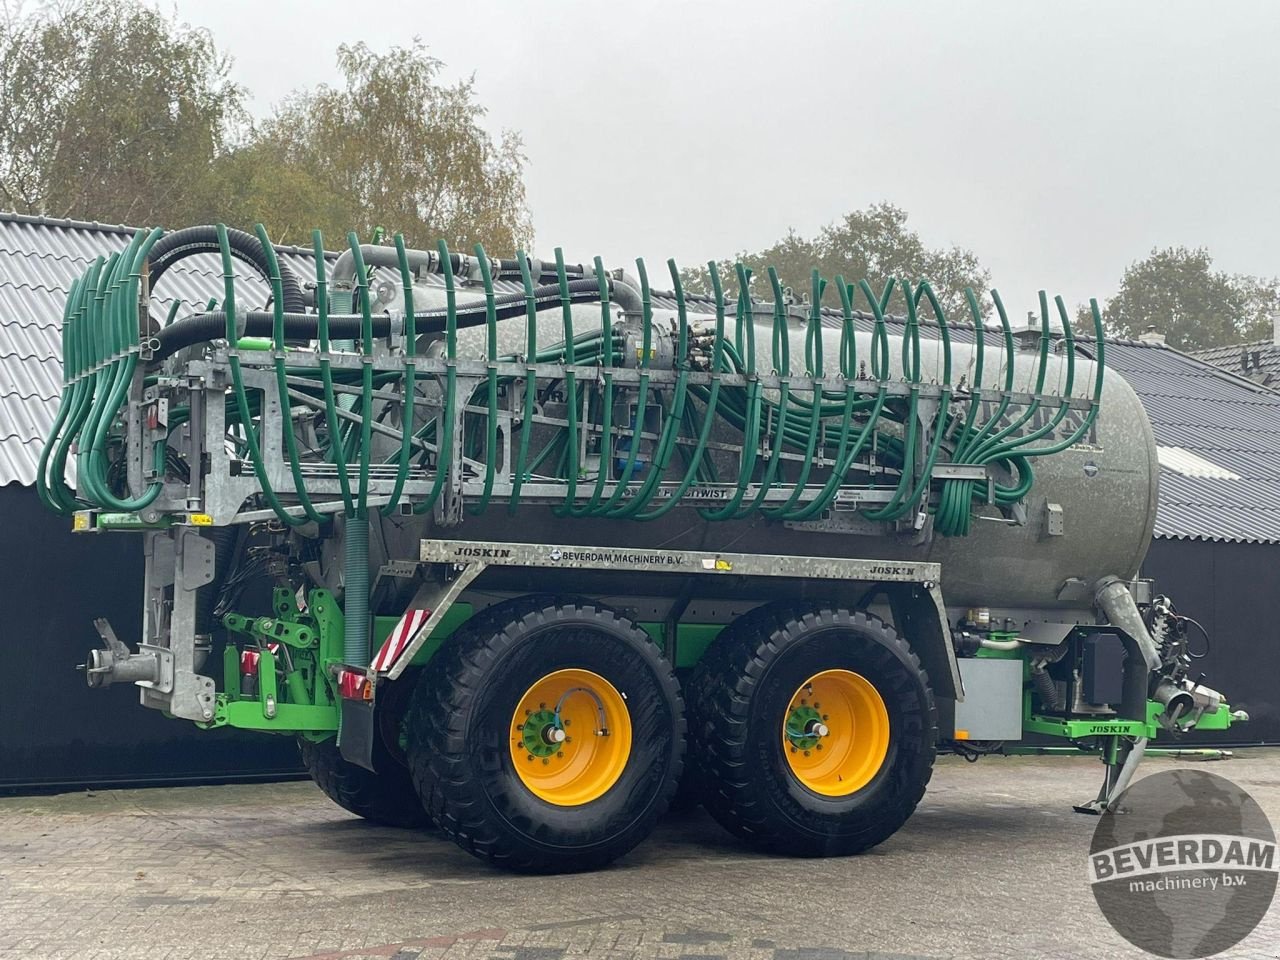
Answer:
553;248;581;516
508;249;539;514
699;265;764;522
381;233;418;517
37;272;89;514
740;267;794;514
218;224;306;527
566;257;616;518
974;292;1076;463
79;229;169;512
469;243;500;516
256;224;322;524
597;259;655;518
611;259;692;519
42;227;1112;542
764;269;829;520
636;261;728;521
345;234;376;518
312;229;354;516
412;239;458;516
859;278;921;523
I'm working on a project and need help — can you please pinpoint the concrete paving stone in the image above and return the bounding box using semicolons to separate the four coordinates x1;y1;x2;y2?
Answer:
1;753;1279;959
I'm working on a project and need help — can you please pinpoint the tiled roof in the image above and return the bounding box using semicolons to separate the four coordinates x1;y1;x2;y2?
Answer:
0;212;339;487
1190;339;1280;388
1102;339;1280;544
5;211;1280;544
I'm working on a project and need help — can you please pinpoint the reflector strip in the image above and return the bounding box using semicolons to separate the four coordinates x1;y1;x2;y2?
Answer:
371;608;431;673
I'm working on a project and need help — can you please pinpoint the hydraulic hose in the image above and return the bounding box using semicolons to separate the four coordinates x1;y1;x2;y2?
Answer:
147;224;305;313
149;279;608;362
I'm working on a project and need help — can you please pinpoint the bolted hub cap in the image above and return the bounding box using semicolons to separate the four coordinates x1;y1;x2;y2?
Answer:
519;709;562;758
509;668;633;806
782;669;890;798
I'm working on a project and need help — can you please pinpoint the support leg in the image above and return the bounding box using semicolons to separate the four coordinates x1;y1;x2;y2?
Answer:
1074;736;1148;814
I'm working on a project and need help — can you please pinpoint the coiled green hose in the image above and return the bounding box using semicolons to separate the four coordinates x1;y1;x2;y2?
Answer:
40;225;1108;551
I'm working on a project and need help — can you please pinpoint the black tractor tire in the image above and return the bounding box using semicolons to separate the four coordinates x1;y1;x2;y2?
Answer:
689;602;936;857
670;604;777;811
665;691;704;813
299;736;432;829
406;595;684;873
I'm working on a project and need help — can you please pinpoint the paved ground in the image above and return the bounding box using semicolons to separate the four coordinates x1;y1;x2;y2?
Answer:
1;751;1278;960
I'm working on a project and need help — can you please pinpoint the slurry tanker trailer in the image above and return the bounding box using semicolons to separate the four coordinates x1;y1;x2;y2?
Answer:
38;224;1244;872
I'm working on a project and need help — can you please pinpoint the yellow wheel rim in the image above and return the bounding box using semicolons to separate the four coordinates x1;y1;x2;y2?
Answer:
509;668;632;806
781;669;890;797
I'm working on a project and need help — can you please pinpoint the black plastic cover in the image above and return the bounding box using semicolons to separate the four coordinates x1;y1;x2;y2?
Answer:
1082;632;1127;706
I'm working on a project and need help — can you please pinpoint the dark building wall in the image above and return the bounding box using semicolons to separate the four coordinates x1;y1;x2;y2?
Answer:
0;484;302;789
1142;537;1280;745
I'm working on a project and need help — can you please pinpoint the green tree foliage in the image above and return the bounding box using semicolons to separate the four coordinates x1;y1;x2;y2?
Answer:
1079;246;1280;350
682;203;990;322
216;41;532;252
0;3;531;252
0;0;243;223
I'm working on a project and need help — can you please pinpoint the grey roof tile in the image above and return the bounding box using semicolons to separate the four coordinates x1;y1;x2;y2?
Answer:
4;211;1280;545
0;213;327;489
1191;340;1280;386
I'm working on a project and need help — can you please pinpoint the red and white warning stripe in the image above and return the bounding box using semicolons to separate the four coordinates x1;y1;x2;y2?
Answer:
370;608;431;673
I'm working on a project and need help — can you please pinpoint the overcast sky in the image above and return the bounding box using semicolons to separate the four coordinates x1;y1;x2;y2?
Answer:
167;0;1280;317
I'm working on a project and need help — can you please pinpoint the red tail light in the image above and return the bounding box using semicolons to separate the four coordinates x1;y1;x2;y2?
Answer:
338;668;372;701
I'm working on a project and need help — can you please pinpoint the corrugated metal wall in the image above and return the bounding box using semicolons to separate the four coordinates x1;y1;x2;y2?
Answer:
0;484;303;790
1142;537;1280;745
